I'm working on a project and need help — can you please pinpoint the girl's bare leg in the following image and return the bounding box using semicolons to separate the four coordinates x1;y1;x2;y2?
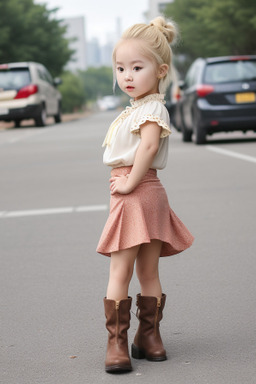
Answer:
106;245;140;301
136;239;163;297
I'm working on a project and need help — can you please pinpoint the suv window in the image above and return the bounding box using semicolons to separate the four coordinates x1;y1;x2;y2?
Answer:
38;68;47;82
204;60;256;84
44;69;53;85
37;66;53;85
185;62;200;88
0;68;31;90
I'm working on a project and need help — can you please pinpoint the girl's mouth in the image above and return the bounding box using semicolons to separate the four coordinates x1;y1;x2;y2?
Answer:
126;86;135;90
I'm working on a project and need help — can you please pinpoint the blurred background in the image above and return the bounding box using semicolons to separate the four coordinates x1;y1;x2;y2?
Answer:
0;0;256;114
1;3;256;383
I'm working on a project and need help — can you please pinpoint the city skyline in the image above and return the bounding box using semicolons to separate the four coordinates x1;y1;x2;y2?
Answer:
42;1;173;71
35;0;148;45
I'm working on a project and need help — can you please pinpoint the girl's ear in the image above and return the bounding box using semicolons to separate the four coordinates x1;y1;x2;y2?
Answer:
158;64;169;79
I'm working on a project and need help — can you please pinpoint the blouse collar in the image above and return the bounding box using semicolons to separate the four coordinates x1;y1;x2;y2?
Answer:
102;93;165;147
130;93;166;108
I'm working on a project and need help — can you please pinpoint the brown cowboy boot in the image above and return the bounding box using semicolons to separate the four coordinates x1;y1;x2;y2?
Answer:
131;294;167;361
104;297;132;372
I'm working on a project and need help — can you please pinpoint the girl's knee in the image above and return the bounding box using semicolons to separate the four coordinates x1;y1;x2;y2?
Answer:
110;263;133;285
136;266;159;285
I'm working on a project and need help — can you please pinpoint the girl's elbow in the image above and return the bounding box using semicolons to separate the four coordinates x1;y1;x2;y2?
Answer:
148;143;159;156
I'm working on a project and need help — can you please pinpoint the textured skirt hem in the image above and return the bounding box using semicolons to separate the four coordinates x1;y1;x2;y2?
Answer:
96;166;194;257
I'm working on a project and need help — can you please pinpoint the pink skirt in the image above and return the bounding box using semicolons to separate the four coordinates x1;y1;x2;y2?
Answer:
96;166;194;257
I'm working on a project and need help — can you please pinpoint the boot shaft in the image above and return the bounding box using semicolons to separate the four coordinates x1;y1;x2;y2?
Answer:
136;294;166;334
104;297;132;340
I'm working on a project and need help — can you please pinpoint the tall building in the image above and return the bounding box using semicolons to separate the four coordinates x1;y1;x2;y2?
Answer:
86;18;121;68
63;16;87;72
87;38;101;68
146;0;174;21
101;41;114;67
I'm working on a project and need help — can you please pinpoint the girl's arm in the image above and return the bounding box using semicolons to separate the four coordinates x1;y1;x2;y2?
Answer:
110;121;161;195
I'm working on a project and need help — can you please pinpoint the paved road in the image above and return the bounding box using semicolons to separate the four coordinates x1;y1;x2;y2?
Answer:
1;114;256;384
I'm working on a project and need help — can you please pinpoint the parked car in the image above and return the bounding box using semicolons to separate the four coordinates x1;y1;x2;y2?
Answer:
0;62;62;127
175;55;256;144
166;81;182;128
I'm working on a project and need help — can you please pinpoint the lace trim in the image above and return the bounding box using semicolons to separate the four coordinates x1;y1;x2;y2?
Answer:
102;106;134;147
102;94;167;147
131;114;171;138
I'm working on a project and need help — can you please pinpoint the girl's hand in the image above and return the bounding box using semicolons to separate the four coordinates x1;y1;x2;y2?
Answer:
109;174;131;195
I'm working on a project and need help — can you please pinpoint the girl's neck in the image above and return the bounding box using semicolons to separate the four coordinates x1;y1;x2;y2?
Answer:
134;91;160;101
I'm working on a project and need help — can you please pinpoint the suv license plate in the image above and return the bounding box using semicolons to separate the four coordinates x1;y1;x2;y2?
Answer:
0;108;9;115
236;92;255;103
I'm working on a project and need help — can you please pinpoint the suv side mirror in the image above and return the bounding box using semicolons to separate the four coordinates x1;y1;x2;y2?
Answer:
53;77;62;86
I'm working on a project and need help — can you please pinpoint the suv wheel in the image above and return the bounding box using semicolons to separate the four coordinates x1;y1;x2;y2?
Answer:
194;124;206;145
181;118;192;142
193;112;206;144
35;104;47;127
54;103;62;124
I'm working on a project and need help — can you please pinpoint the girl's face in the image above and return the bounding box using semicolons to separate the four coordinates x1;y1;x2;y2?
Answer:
115;39;167;100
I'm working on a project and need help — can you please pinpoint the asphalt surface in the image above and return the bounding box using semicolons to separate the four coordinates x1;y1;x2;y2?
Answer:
1;113;256;384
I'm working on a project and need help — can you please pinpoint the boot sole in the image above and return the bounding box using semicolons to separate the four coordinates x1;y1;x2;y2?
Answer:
105;364;132;373
131;343;167;362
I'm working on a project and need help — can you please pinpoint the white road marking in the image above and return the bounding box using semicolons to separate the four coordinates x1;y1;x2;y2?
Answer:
0;205;108;219
0;127;52;146
206;145;256;164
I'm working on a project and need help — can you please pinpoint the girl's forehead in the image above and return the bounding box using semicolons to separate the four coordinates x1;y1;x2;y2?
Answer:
115;39;150;61
117;39;143;51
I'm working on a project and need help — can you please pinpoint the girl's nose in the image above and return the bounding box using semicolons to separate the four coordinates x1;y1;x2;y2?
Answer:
125;72;132;81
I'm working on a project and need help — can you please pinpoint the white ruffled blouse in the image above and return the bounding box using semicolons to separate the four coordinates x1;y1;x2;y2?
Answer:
102;93;172;170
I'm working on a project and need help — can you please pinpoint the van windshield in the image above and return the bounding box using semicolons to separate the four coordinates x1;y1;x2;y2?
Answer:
204;60;256;84
0;68;31;90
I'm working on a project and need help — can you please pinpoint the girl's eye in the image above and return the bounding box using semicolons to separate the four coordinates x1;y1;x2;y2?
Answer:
134;66;142;71
117;67;124;72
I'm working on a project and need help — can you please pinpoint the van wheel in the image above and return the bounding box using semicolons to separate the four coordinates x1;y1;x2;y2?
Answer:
14;120;21;128
54;103;62;123
35;104;47;127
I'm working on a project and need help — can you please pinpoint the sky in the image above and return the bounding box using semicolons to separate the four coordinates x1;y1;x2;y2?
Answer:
35;0;148;44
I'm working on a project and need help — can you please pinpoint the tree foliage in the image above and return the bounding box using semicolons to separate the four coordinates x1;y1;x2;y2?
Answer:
79;66;114;101
165;0;256;63
58;67;116;112
58;72;86;113
0;0;73;76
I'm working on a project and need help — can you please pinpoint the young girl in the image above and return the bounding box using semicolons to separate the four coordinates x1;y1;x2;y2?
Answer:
97;16;194;373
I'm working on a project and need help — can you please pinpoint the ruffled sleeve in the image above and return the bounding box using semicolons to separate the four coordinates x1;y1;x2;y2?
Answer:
130;101;171;138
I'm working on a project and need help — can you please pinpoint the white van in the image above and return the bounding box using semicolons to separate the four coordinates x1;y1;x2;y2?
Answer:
0;62;62;127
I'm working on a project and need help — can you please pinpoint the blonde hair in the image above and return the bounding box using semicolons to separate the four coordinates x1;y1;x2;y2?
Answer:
113;16;178;94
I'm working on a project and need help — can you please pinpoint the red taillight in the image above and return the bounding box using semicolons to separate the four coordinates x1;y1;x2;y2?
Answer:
196;84;214;97
14;84;38;99
175;92;181;101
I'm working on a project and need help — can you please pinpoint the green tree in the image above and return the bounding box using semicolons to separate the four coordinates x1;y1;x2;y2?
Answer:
58;72;86;113
165;0;256;62
80;66;114;101
0;0;73;76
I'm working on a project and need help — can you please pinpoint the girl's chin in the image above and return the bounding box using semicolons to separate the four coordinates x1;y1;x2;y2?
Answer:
125;88;135;94
124;90;138;98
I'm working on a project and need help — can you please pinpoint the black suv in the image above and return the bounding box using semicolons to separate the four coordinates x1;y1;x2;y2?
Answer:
176;55;256;144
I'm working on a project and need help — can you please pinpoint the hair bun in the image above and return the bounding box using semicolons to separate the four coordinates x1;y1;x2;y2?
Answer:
150;16;177;44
